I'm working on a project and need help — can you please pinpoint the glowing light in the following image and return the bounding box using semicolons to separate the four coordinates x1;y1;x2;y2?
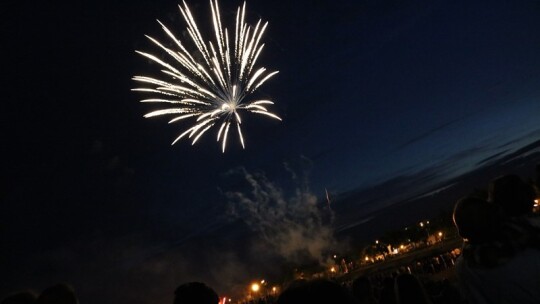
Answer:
365;256;369;261
133;0;281;152
534;199;539;207
272;287;277;293
438;231;443;237
330;267;336;273
260;280;265;284
251;283;260;292
419;222;424;227
333;254;337;259
400;244;404;249
375;240;379;244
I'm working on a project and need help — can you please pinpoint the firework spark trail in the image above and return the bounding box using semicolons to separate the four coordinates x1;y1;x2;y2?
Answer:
133;0;281;152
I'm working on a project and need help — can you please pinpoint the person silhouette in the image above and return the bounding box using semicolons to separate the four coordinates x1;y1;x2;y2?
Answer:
394;273;432;304
277;279;355;304
351;276;376;304
488;174;536;217
174;282;219;304
1;291;37;304
453;196;540;304
36;284;78;304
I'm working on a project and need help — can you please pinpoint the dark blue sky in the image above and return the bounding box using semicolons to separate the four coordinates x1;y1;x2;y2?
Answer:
2;0;540;303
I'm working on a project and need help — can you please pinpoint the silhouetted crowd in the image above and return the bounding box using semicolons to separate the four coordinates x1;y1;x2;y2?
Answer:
452;174;540;303
1;284;78;304
3;174;539;304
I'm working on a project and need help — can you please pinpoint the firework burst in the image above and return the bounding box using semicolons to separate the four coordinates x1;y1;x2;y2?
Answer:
133;0;281;152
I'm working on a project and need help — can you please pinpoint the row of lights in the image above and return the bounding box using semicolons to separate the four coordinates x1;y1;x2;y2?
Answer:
367;230;444;258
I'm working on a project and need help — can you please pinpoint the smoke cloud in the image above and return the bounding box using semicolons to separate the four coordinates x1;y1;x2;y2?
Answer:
226;166;339;265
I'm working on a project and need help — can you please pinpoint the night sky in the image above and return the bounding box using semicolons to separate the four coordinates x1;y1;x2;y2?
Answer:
2;0;540;303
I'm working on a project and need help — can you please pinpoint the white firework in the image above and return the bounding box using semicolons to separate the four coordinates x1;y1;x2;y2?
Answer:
133;0;281;152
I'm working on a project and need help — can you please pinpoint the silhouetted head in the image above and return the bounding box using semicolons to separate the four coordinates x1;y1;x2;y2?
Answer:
379;277;396;304
394;274;432;304
351;276;374;303
453;196;499;244
488;174;535;217
174;282;219;304
36;284;77;304
1;291;37;304
277;279;355;304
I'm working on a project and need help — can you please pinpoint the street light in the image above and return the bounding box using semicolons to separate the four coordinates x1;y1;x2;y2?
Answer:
419;221;430;241
251;283;260;293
